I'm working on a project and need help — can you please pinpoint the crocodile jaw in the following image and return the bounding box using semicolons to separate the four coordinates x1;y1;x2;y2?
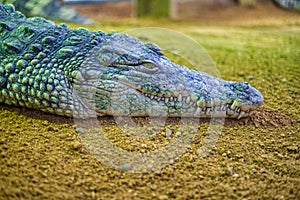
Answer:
73;61;263;119
73;34;263;118
71;33;263;119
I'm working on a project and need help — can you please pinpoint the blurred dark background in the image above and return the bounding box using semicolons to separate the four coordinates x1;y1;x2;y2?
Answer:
61;0;298;21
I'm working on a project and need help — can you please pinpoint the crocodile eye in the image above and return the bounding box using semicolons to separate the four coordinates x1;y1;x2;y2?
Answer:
143;61;155;69
98;51;118;66
139;60;159;73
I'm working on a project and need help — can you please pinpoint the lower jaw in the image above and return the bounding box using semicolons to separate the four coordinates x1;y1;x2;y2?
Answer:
166;103;252;119
90;97;253;119
168;109;251;119
101;108;252;119
142;94;253;119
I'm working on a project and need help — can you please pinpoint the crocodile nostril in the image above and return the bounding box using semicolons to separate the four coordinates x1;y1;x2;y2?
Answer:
241;82;250;90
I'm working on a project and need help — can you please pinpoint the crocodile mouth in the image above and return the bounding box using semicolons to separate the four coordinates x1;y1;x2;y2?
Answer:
139;91;256;119
73;77;261;119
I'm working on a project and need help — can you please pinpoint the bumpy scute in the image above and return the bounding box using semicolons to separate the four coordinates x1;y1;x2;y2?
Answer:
0;3;105;117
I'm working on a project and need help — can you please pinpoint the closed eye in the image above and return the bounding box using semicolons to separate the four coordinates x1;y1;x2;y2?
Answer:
98;50;118;66
137;60;159;73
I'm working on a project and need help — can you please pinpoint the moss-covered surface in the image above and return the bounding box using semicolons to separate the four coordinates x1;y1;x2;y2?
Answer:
1;6;300;200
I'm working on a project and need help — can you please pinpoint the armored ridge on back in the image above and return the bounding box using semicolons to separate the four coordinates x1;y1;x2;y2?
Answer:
0;3;263;119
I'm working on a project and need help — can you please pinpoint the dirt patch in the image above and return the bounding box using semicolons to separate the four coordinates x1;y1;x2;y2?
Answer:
0;104;295;129
246;107;296;128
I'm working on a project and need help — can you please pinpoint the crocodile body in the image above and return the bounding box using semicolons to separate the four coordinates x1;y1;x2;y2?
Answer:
0;3;263;119
1;0;93;24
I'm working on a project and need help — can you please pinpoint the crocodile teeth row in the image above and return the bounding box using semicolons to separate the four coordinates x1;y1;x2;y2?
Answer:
192;105;250;118
145;94;233;109
145;94;193;104
144;93;252;118
226;106;251;119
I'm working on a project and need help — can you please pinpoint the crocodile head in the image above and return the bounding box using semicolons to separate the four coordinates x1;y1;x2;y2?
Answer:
73;33;263;119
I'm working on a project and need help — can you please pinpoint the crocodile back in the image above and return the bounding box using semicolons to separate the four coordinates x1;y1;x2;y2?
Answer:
0;3;106;117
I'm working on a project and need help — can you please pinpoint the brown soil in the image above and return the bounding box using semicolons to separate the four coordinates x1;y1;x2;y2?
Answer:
0;104;295;129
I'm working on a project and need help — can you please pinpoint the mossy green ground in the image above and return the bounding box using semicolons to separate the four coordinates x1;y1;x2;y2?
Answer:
1;11;300;199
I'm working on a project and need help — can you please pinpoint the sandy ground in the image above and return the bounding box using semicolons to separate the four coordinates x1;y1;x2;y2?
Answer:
0;105;296;129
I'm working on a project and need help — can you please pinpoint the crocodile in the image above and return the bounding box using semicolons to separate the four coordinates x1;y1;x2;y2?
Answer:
0;3;263;119
1;0;93;24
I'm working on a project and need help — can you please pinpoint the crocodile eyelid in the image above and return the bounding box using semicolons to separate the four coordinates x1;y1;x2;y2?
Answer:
138;60;159;73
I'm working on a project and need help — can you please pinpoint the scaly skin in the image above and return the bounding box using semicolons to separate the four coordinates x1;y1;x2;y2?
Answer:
1;0;93;24
0;4;263;119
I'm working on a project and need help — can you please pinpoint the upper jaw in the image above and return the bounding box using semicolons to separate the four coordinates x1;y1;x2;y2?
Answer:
135;70;264;119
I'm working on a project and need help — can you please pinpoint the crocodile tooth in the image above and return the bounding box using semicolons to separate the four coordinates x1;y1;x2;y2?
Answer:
189;101;194;106
186;96;191;104
230;100;239;110
207;107;211;113
205;108;209;115
150;95;155;99
178;94;182;102
218;105;222;111
197;97;205;108
170;97;174;102
220;105;224;111
222;104;227;111
237;112;243;119
165;98;169;103
237;111;247;119
194;107;201;116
